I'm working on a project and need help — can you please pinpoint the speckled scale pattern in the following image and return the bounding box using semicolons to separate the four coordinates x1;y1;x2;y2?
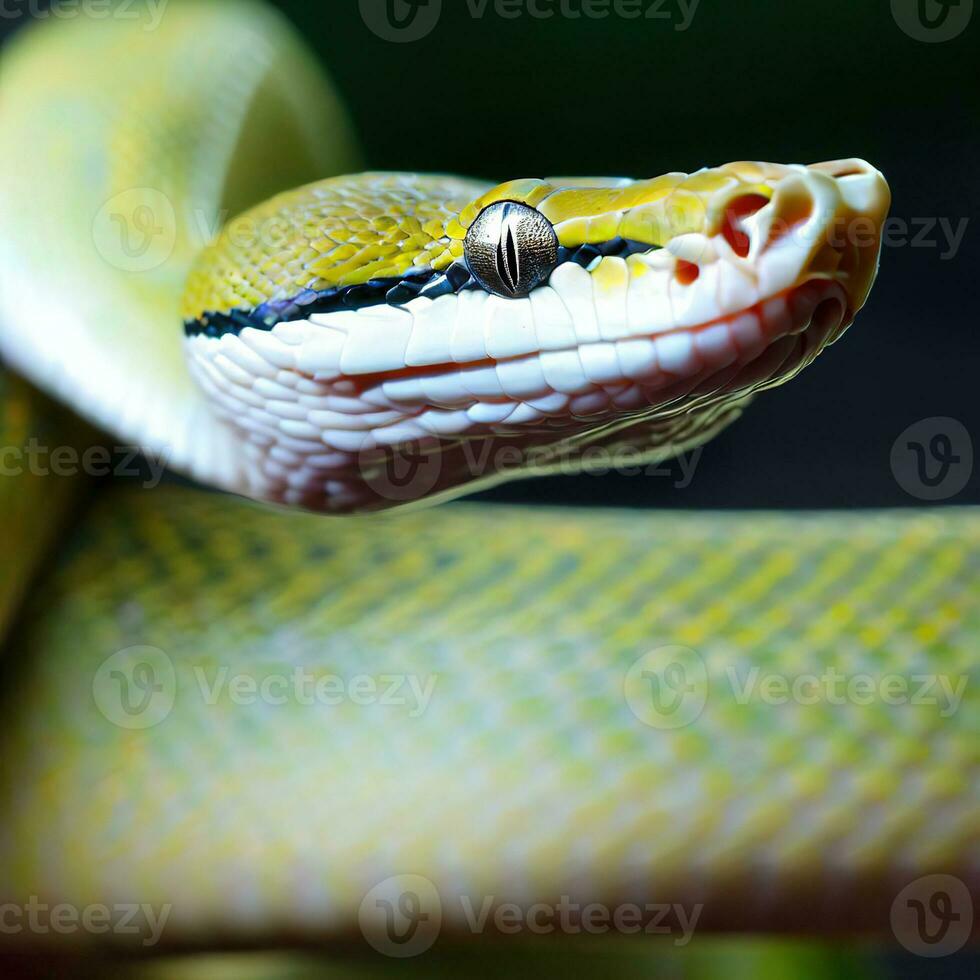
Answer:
0;485;977;943
182;173;490;321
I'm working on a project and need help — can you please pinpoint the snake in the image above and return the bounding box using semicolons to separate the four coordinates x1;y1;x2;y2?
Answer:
0;0;976;969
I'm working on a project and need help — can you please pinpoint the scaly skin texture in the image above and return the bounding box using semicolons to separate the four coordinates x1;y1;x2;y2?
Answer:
0;0;976;963
180;164;888;511
0;9;889;513
0;481;977;950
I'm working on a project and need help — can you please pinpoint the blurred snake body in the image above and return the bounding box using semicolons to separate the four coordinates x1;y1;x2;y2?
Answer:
0;0;977;956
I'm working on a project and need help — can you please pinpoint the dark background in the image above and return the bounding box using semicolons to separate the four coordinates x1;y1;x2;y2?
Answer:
3;0;978;509
273;0;980;510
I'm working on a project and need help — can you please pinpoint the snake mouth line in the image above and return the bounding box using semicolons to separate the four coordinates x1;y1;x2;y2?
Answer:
185;276;849;499
323;278;849;408
263;278;848;512
185;277;847;496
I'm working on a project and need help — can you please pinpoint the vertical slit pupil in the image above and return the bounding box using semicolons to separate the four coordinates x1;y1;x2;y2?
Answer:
493;209;521;294
504;226;520;291
494;235;510;292
466;201;558;298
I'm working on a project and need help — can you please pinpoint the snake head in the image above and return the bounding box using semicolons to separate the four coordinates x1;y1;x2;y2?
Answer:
183;159;890;513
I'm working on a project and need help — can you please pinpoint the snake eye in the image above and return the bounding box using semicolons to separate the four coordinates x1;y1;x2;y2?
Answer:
464;201;559;298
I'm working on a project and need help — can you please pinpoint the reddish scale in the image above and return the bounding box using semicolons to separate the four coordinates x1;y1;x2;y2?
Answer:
720;194;770;257
675;260;700;285
765;194;814;250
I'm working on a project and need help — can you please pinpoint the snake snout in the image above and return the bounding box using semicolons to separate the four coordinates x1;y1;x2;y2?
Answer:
800;161;891;315
730;161;889;327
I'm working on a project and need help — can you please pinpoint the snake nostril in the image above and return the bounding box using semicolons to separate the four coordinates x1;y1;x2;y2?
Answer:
824;163;867;178
675;259;700;285
721;194;769;258
766;196;814;249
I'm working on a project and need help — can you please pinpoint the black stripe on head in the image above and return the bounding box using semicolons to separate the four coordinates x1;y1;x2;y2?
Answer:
184;238;658;338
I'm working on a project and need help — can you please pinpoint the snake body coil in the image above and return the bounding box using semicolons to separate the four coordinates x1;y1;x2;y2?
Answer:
0;0;976;958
